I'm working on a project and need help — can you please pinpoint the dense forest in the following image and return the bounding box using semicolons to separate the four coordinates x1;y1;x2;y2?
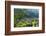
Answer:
14;8;39;27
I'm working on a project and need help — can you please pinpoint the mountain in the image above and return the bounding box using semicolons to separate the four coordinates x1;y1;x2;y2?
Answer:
25;9;39;18
14;8;39;18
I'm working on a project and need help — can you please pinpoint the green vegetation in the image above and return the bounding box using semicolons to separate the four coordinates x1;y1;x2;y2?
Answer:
14;9;39;27
14;18;39;27
14;9;27;27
